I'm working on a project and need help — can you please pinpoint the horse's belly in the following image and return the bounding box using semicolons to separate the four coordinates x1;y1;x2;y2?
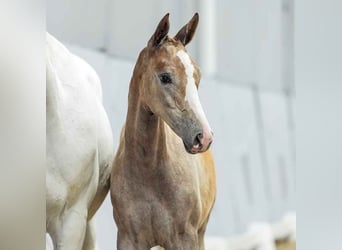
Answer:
95;103;114;185
46;130;100;211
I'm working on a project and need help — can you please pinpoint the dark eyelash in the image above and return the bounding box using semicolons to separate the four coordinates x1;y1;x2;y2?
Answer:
158;73;172;84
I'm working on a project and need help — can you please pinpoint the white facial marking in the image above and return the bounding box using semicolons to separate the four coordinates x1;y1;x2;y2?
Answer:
176;50;212;132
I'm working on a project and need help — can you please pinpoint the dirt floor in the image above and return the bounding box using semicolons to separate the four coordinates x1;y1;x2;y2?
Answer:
276;240;296;250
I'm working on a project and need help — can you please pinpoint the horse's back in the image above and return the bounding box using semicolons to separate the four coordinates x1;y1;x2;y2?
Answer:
46;33;103;100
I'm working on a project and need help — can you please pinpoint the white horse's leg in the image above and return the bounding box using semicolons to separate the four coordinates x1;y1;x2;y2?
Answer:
53;207;88;250
82;219;98;250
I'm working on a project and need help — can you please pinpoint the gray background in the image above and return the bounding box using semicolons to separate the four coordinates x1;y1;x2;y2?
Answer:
46;0;296;249
296;0;342;249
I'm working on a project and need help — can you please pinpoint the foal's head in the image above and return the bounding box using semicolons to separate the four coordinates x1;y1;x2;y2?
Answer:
138;13;213;154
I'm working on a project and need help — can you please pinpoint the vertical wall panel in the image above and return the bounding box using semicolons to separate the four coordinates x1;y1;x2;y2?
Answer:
217;0;257;84
286;95;296;209
198;0;217;76
259;92;295;220
217;0;286;91
199;80;236;236
281;0;294;93
255;0;283;90
200;81;269;234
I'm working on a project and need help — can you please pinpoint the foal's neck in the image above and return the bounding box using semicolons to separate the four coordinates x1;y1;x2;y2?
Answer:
124;74;167;166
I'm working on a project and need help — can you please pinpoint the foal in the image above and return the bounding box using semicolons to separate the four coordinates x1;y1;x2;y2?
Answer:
111;13;216;250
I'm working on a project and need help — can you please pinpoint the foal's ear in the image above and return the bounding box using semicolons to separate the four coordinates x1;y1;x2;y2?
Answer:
174;13;199;46
148;13;170;47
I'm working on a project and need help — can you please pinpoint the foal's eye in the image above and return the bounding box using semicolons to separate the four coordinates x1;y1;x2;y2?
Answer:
158;73;172;85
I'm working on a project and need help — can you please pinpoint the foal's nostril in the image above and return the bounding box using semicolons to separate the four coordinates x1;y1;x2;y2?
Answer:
197;133;203;140
193;133;203;148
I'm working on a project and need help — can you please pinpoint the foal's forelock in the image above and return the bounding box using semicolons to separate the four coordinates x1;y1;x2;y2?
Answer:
176;50;212;133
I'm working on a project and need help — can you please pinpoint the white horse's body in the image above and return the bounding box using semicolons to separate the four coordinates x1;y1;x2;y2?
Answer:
46;33;113;250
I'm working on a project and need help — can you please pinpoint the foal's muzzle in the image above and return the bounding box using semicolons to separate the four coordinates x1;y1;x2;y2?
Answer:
183;130;213;154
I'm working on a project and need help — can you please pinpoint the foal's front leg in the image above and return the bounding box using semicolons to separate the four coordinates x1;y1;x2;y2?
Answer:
117;230;150;250
164;231;199;250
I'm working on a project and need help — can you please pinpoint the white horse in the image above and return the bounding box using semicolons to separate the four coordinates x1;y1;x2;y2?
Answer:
46;33;114;250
